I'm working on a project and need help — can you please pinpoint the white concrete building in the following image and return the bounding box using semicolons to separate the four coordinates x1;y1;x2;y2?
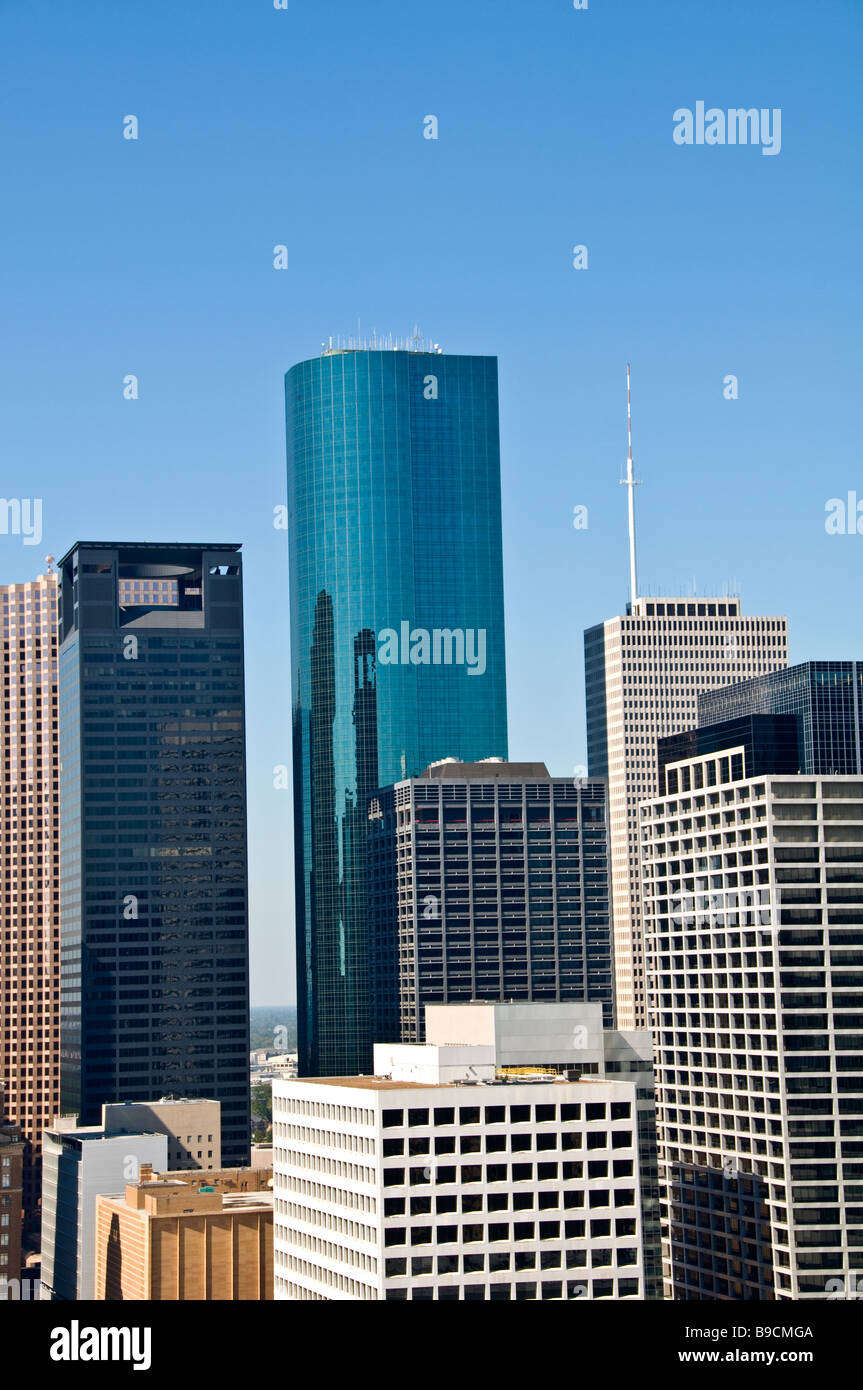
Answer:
273;1005;647;1301
641;760;863;1299
41;1121;167;1300
585;595;788;1029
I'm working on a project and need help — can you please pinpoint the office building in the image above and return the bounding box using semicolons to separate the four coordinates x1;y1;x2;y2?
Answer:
422;1000;662;1298
0;1099;24;1285
287;344;508;1076
101;1098;221;1170
658;713;800;792
57;542;250;1166
41;1115;168;1299
641;752;863;1299
585;594;788;1029
94;1164;273;1301
273;1003;647;1301
0;565;60;1225
367;759;613;1044
699;661;863;775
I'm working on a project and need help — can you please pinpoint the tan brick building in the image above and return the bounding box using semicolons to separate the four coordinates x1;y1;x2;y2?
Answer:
94;1166;272;1300
0;568;60;1225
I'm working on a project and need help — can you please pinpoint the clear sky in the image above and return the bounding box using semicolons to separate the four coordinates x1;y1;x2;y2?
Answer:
1;0;860;1004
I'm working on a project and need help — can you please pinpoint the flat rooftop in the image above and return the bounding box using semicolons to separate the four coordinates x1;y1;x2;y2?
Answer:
419;760;551;780
288;1074;619;1090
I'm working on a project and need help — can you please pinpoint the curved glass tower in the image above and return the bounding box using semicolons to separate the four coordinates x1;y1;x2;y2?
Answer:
287;347;508;1075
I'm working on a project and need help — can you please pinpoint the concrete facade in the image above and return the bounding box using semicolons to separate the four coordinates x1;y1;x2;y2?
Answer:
102;1099;221;1171
585;595;788;1030
642;765;863;1298
273;1010;647;1301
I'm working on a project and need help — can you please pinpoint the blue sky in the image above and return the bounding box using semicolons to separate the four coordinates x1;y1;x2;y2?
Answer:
0;0;860;1003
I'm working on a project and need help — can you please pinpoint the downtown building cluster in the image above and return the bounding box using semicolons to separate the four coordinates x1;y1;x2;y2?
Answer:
0;343;859;1304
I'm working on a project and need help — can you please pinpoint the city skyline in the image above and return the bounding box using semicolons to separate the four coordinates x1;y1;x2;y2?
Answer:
1;0;860;1003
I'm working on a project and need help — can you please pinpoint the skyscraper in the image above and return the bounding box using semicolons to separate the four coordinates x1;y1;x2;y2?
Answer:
287;344;509;1076
641;749;863;1299
0;565;60;1226
56;543;251;1166
366;760;613;1043
698;661;863;775
585;595;789;1029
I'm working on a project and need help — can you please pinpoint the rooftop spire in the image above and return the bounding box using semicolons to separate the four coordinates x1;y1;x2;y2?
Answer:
621;363;641;605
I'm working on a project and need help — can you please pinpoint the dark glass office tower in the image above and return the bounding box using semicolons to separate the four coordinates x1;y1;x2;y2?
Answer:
698;661;863;774
57;543;250;1165
657;713;800;792
287;347;509;1076
366;761;614;1044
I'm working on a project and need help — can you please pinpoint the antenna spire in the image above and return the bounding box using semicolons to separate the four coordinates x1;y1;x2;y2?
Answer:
621;363;641;606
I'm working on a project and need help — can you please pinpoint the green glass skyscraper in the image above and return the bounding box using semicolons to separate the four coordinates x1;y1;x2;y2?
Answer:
287;344;509;1075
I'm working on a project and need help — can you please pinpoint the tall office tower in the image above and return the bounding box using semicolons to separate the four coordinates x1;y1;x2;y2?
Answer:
287;344;509;1076
56;543;251;1165
699;661;863;775
367;760;613;1044
585;594;788;1029
272;1004;645;1302
0;565;60;1227
641;746;863;1299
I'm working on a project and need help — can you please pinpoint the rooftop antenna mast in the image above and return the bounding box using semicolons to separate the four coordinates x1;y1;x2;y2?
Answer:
621;363;641;606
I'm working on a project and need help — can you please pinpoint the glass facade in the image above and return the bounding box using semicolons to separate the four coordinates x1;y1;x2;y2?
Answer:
698;661;863;775
287;349;508;1076
657;713;800;793
57;543;251;1166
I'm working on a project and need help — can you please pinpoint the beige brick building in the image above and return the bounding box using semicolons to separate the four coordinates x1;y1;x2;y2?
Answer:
0;567;59;1224
585;595;788;1029
94;1166;272;1300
